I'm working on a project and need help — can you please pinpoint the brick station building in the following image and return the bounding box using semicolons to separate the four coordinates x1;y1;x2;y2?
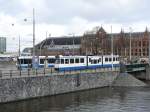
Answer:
32;26;149;59
81;27;149;59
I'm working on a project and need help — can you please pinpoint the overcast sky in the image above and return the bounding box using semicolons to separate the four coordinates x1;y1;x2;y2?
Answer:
0;0;150;52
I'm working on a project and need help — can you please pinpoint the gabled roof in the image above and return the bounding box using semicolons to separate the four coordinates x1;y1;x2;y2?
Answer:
36;36;81;48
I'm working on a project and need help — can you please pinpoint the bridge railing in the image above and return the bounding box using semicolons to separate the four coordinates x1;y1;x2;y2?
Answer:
0;66;120;79
122;63;149;73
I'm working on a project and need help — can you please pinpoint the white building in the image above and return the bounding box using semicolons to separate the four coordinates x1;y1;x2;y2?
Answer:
0;37;6;53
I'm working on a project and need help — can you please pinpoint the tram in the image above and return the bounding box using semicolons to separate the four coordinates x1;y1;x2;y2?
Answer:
17;56;55;69
54;55;120;71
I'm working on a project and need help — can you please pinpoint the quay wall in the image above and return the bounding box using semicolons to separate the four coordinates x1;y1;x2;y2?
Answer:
0;72;118;103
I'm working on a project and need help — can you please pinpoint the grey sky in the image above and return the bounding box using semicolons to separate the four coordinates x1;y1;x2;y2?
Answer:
0;0;150;52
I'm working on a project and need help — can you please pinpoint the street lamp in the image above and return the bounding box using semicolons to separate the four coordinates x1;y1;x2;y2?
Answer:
148;28;150;65
11;24;21;56
129;27;132;61
24;8;36;69
68;33;75;55
111;26;113;70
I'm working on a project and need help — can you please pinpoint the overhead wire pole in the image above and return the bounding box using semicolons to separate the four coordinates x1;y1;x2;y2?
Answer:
32;8;36;69
111;26;114;70
18;35;20;56
149;28;150;65
68;33;75;55
73;34;75;55
11;24;21;57
129;27;132;61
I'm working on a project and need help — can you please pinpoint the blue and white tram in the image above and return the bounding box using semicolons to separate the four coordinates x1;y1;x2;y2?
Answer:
87;55;103;69
55;55;87;71
38;56;46;68
102;55;120;67
54;55;120;71
17;56;46;69
47;56;56;67
17;56;32;69
17;56;56;69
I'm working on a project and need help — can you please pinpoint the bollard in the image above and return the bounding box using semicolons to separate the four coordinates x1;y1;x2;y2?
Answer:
44;68;45;75
28;68;30;76
64;70;65;75
76;73;80;87
10;70;12;78
51;67;52;74
36;69;37;76
20;69;21;76
0;70;2;78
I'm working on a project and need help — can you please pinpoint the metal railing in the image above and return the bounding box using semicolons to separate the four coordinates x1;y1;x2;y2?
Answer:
0;67;120;79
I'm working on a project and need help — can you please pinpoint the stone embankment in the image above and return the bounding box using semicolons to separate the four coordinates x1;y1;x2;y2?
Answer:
0;70;147;103
0;71;118;103
112;73;147;87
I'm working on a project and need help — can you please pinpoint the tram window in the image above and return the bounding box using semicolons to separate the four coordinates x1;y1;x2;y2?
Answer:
70;59;74;64
91;60;94;64
29;59;32;64
65;59;69;64
116;57;119;61
89;58;91;62
24;59;28;64
20;59;24;64
40;59;44;64
94;60;97;64
61;59;64;64
48;58;55;63
109;58;112;62
24;59;32;64
75;58;79;63
56;59;60;64
105;58;108;62
99;58;101;62
80;58;84;63
113;57;115;61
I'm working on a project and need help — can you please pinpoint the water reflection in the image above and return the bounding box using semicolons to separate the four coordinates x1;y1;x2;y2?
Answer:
0;87;150;112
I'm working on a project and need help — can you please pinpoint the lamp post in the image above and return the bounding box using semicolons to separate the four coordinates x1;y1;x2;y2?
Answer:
11;24;21;56
68;33;75;55
18;35;21;56
24;8;36;69
111;26;113;70
129;27;132;61
149;28;150;65
32;8;36;66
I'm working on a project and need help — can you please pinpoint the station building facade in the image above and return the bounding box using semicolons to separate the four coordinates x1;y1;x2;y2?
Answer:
32;26;150;59
81;27;149;59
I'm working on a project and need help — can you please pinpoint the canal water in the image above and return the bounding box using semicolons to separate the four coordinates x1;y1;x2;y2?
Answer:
0;87;150;112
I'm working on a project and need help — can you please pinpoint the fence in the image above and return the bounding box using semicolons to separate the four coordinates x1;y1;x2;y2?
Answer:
0;66;120;79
